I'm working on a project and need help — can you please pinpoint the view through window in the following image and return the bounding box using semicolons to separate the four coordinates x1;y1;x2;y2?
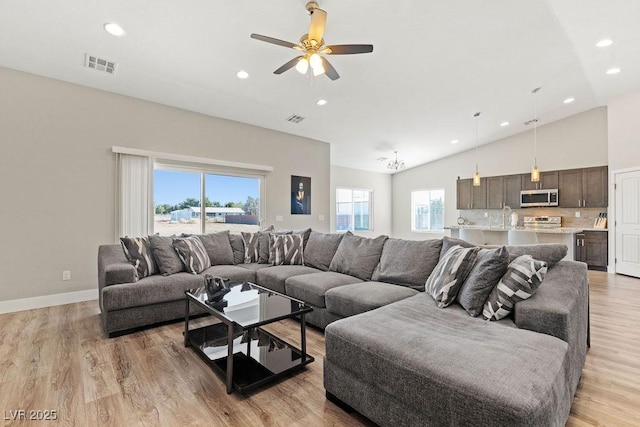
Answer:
411;189;445;232
154;167;261;236
336;188;372;232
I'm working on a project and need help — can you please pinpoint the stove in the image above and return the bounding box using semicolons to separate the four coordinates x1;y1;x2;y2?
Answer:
523;216;562;229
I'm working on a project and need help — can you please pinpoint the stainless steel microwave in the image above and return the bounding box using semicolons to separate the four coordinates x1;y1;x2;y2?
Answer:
520;189;559;207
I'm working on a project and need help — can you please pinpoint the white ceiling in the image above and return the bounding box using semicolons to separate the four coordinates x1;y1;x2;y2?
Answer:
1;0;639;173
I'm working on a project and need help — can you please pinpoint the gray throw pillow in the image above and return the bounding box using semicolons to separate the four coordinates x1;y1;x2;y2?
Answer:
483;255;548;321
228;233;245;265
149;235;185;276
456;246;509;316
426;245;480;308
328;232;388;280
199;230;234;265
268;234;304;266
304;231;344;271
120;236;158;280
371;238;443;290
257;225;277;264
172;236;211;274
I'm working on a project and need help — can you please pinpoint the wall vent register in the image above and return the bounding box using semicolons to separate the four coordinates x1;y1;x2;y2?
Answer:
85;54;117;74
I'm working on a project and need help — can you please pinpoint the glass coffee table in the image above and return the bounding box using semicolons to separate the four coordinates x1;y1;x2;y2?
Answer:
184;282;314;394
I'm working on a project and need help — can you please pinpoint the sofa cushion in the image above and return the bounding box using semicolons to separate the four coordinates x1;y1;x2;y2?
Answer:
200;264;256;284
324;295;570;427
149;235;184;276
426;245;480;308
268;234;304;266
483;255;548;320
102;272;204;311
229;233;245;265
173;236;211;274
120;235;158;279
285;272;363;308
304;231;344;271
371;238;442;290
457;246;509;317
199;231;234;265
236;263;272;272
325;282;419;318
329;232;388;280
256;265;320;294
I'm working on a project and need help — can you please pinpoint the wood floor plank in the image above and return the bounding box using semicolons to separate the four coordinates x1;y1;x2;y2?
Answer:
0;271;639;425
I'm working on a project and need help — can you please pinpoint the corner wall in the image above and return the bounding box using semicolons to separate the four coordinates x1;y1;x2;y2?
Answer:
0;67;330;303
391;107;608;240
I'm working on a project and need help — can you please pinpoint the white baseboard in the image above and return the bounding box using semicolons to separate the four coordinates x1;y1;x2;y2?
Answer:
0;289;98;315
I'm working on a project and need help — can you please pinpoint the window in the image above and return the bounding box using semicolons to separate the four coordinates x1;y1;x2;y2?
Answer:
411;189;444;232
336;188;373;232
154;164;262;236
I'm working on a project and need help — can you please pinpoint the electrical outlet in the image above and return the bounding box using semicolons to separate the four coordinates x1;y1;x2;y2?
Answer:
62;270;71;281
575;212;581;218
484;212;489;218
275;215;284;222
318;215;325;221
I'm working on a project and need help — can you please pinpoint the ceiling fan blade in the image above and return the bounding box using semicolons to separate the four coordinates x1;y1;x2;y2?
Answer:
321;57;340;80
250;33;300;49
274;56;304;74
308;8;327;45
324;44;374;55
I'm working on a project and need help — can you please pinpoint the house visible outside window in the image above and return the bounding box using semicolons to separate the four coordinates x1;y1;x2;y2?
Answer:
336;188;373;232
154;165;262;236
411;189;445;232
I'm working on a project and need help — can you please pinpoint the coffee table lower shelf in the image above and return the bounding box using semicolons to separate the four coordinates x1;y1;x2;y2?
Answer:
186;323;314;393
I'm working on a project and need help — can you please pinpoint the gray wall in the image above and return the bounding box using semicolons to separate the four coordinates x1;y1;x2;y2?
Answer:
608;89;640;172
391;107;608;240
0;67;330;302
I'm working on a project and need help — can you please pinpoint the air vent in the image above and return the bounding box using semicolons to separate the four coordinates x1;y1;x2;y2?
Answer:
85;54;117;74
286;114;305;124
524;118;539;126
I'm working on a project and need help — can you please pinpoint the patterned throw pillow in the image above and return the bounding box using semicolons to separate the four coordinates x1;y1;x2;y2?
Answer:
172;236;211;274
425;245;480;308
268;234;304;266
482;255;548;321
241;232;261;263
120;236;158;280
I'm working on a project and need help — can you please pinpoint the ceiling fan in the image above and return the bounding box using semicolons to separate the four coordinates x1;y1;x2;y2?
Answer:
250;1;373;81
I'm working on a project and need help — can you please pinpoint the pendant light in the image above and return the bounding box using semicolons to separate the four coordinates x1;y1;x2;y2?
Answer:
531;87;541;182
473;112;481;186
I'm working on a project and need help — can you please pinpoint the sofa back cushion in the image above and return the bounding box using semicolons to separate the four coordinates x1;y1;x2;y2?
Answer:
149;235;185;276
304;231;344;271
228;233;245;265
371;238;443;290
199;230;234;265
329;232;388;280
120;236;158;279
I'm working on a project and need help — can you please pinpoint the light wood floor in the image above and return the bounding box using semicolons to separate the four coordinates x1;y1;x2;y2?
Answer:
0;271;638;426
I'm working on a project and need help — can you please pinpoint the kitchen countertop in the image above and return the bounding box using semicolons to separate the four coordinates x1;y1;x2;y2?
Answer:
445;226;608;234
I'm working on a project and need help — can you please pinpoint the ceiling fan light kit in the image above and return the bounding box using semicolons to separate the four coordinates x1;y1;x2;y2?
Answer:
250;2;373;81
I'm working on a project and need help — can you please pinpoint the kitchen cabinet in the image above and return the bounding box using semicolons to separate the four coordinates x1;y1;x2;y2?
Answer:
575;230;608;271
521;171;559;191
487;176;504;209
503;174;522;208
559;166;608;208
457;178;486;209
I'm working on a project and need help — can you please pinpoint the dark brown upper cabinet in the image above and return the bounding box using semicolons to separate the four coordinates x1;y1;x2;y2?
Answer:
456;178;472;210
472;178;487;209
487;176;505;209
521;171;559;191
503;174;522;208
559;166;608;208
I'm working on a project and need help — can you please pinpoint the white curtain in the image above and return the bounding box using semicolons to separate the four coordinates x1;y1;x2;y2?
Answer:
115;153;153;238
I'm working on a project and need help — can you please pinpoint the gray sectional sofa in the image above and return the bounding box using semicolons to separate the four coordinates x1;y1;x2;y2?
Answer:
97;229;588;426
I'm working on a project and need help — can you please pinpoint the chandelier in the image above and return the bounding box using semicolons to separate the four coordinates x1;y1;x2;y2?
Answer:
387;151;406;171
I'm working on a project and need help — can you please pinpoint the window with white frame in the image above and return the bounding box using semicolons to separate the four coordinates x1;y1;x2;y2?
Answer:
411;189;445;232
336;188;373;232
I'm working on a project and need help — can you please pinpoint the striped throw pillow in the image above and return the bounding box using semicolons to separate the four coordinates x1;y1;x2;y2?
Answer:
426;245;480;308
268;234;304;266
482;255;548;321
172;236;211;274
120;236;158;280
241;232;261;263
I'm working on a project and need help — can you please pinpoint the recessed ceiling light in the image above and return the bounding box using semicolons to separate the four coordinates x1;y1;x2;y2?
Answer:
450;139;459;144
596;39;613;48
606;67;621;75
316;99;327;106
236;70;249;79
500;121;509;127
563;97;575;104
104;23;126;37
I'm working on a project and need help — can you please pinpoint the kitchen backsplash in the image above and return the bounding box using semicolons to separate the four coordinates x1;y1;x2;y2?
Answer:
457;207;608;229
